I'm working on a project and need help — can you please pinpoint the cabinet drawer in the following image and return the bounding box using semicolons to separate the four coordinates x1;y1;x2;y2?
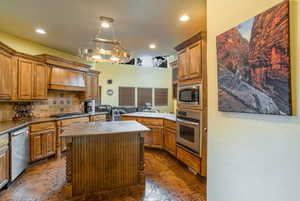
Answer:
61;117;89;127
0;134;9;148
164;120;176;131
139;118;163;127
177;146;200;173
30;122;56;132
90;114;106;122
122;116;137;121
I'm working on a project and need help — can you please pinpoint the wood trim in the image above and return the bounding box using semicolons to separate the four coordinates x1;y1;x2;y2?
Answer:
37;54;91;72
48;84;86;91
174;32;206;52
0;41;16;55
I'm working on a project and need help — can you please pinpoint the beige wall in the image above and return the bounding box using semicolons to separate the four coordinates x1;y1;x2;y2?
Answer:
95;63;173;113
0;30;83;61
207;0;299;201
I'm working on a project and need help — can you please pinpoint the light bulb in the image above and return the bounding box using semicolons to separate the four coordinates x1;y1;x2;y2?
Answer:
180;15;190;22
101;22;110;28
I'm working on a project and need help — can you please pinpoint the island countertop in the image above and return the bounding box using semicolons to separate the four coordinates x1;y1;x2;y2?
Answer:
61;120;150;137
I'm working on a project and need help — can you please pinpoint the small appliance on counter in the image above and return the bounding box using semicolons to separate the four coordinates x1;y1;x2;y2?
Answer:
84;100;95;114
176;109;202;156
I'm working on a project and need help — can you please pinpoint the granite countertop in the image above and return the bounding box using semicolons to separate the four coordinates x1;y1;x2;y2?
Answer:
0;112;108;135
61;121;150;137
122;112;177;122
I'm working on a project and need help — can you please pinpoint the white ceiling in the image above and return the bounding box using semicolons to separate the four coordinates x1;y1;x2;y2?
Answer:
0;0;205;57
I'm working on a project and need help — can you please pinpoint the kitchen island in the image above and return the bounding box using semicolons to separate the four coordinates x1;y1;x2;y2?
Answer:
61;121;150;199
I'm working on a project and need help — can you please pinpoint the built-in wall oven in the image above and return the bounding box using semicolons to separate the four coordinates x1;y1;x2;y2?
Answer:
176;110;202;156
177;83;203;109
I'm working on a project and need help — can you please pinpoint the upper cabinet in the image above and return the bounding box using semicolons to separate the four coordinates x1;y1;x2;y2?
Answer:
0;45;14;100
33;63;48;99
0;43;99;101
175;32;204;82
17;55;48;100
84;70;100;101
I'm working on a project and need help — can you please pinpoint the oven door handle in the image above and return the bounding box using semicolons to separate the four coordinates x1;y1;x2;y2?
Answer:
177;118;200;126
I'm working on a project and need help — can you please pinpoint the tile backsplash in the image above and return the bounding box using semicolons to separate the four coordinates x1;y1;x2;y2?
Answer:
0;90;83;121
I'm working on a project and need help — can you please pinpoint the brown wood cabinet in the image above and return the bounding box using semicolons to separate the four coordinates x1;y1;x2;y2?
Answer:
18;57;48;100
178;49;189;80
163;120;177;156
0;134;9;189
30;122;56;162
177;146;200;173
178;42;202;81
84;71;100;101
89;114;106;122
58;117;90;152
18;58;34;100
85;73;93;100
0;49;13;100
33;63;48;99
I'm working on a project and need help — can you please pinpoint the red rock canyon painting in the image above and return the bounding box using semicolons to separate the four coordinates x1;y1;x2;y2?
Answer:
216;1;291;115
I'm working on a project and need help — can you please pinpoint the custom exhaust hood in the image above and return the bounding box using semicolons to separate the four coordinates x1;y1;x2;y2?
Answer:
37;54;91;92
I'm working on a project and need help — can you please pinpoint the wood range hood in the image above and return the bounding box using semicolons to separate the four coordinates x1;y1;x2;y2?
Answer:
38;54;91;92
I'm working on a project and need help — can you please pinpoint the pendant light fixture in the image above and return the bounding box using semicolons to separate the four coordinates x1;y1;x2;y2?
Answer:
79;16;130;63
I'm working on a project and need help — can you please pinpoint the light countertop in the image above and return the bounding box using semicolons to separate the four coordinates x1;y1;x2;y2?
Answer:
61;121;150;137
122;112;176;122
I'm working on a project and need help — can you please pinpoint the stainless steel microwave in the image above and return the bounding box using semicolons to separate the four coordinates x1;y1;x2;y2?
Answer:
177;83;203;109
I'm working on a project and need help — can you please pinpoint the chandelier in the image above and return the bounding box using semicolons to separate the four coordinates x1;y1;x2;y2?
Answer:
79;16;130;63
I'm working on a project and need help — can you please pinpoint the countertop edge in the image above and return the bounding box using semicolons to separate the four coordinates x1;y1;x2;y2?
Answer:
122;113;177;122
0;112;108;135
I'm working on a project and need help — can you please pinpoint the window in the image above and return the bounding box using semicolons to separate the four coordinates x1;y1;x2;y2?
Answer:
155;88;168;106
119;87;135;106
138;88;152;107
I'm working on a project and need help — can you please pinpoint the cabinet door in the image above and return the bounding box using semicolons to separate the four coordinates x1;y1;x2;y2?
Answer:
42;131;56;157
0;50;13;100
143;130;152;147
33;63;48;99
30;134;43;162
91;74;99;100
18;58;34;100
85;74;92;100
188;42;202;79
168;131;177;155
152;127;163;147
178;49;189;81
0;146;9;187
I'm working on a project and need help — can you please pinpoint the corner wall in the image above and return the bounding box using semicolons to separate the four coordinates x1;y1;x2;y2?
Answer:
207;0;300;201
95;63;173;113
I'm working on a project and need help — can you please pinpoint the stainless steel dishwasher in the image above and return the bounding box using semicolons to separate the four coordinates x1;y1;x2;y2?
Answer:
10;127;29;181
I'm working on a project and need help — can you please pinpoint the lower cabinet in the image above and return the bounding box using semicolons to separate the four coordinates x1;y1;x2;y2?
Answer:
164;128;177;156
0;145;9;188
30;129;56;162
142;127;163;149
176;146;200;173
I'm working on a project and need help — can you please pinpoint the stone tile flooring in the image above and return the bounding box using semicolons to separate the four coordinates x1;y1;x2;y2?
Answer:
0;149;206;201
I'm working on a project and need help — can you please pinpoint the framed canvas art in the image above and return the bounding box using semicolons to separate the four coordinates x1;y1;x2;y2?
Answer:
216;0;291;115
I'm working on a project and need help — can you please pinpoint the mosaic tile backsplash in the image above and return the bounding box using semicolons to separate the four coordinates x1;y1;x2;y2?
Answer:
0;91;83;121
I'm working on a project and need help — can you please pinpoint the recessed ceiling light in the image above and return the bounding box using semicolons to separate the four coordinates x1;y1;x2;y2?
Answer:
35;28;46;34
180;15;190;22
149;44;156;49
101;22;110;28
